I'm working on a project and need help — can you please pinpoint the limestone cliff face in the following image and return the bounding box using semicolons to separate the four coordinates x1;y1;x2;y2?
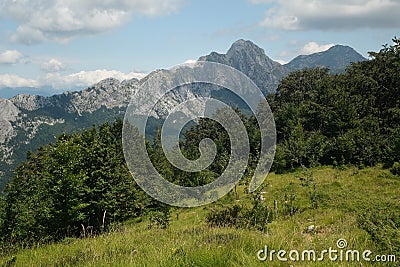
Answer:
0;99;19;143
10;78;139;114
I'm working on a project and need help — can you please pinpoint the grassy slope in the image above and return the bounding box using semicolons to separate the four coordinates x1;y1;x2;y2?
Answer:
1;166;399;266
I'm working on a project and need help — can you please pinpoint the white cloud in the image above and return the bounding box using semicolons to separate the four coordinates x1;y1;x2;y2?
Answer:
0;0;185;44
301;42;335;55
260;7;299;30
274;59;288;65
184;59;197;64
0;50;24;64
0;74;39;88
252;0;400;30
43;69;147;89
41;58;68;72
0;70;147;90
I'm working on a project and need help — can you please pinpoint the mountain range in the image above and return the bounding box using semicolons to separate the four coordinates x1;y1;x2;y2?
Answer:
0;40;366;189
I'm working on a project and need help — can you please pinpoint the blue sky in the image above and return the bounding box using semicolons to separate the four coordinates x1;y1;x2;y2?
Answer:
0;0;399;96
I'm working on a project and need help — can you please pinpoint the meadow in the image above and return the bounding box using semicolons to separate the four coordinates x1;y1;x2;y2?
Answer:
2;166;398;267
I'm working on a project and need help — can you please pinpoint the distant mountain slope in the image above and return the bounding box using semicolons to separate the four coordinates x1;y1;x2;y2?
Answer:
10;78;138;113
0;78;139;190
285;45;366;73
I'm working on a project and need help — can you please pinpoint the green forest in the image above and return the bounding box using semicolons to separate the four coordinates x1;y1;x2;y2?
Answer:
0;39;399;266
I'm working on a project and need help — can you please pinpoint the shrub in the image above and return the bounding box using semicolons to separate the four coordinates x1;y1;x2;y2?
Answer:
239;203;273;232
206;205;242;228
148;205;171;229
206;198;274;232
390;162;400;176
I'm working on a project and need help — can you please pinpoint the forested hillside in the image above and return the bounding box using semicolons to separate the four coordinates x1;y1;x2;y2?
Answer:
271;38;400;170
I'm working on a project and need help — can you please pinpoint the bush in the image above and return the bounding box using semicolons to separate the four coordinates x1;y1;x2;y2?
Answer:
148;205;171;229
239;202;273;232
206;198;274;232
206;205;242;228
390;162;400;176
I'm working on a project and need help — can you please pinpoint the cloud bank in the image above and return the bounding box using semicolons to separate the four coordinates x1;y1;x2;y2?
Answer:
0;70;147;90
251;0;400;30
0;0;185;44
0;50;25;64
44;70;147;89
0;74;40;88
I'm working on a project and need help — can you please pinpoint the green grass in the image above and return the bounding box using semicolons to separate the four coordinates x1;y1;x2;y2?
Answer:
1;166;399;266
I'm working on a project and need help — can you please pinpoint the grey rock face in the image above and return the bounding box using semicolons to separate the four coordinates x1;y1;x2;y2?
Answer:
10;94;47;111
10;77;139;114
0;99;19;121
0;99;20;143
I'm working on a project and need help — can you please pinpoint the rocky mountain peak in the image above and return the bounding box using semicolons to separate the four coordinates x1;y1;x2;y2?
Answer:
228;39;282;71
327;45;359;53
199;39;289;94
227;39;266;56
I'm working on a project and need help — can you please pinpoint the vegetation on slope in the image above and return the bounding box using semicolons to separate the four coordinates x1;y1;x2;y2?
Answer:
1;167;399;266
270;38;400;170
0;38;399;265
